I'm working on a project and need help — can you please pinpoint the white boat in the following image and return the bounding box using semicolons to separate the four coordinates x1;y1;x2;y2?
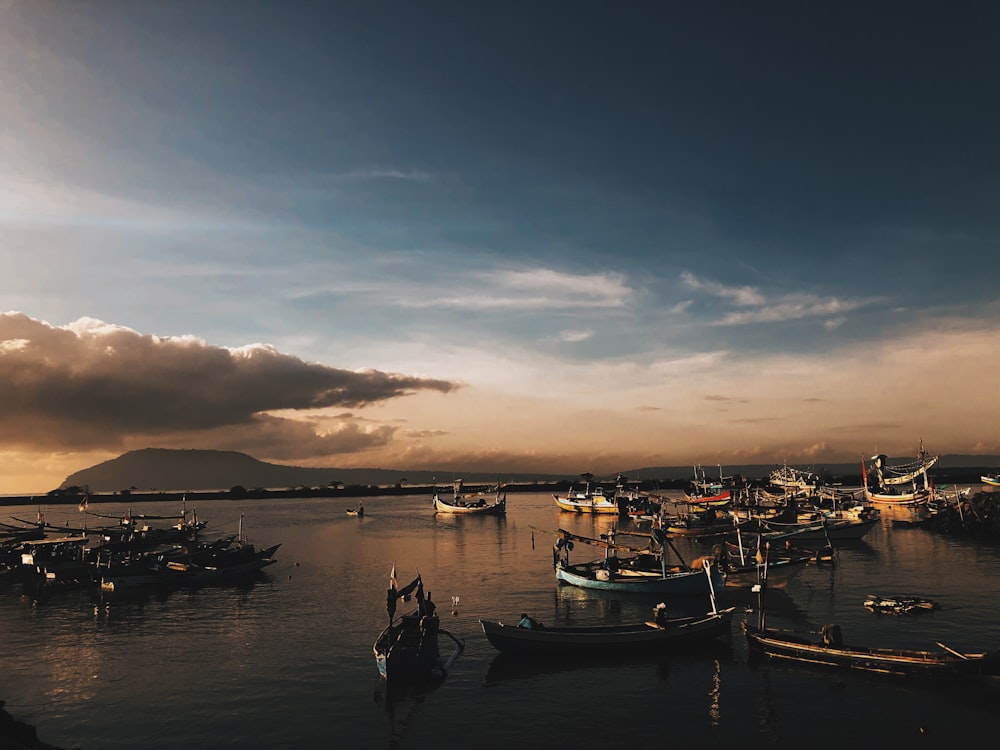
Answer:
862;443;938;507
434;480;506;515
769;464;821;493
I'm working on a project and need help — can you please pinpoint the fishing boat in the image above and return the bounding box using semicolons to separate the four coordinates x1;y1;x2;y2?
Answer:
759;513;879;543
742;620;999;680
13;535;94;591
981;473;1000;488
373;567;464;688
862;443;939;507
551;527;724;595
719;536;815;589
346;502;364;517
479;604;734;655
434;480;506;515
864;594;940;615
741;548;1000;680
665;505;734;538
769;464;821;494
150;515;279;587
552;481;620;514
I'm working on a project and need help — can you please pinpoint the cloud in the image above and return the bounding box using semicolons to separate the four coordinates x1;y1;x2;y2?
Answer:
557;329;593;343
680;271;873;326
336;167;436;183
396;267;631;311
0;312;457;454
681;271;765;306
714;296;868;326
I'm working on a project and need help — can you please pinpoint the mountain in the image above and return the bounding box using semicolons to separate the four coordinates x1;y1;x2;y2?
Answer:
59;448;566;493
61;448;1000;494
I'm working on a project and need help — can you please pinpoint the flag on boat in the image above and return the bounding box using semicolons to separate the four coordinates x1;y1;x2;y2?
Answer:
390;563;397;591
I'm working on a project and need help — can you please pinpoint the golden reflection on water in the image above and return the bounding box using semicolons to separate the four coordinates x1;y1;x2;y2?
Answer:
708;657;722;727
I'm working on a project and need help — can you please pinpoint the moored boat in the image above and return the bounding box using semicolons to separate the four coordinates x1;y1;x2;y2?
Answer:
862;444;938;507
551;527;724;595
434;481;506;515
769;464;821;494
742;620;998;680
552;482;620;514
373;567;463;688
981;473;1000;488
479;607;734;655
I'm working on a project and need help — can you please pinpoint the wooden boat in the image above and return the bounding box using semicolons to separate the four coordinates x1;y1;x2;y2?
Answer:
479;607;734;655
769;465;821;494
158;542;280;585
862;444;938;507
373;568;463;687
720;547;814;589
552;528;724;595
981;473;1000;488
742;547;1000;680
665;506;734;538
346;502;364;517
760;515;879;543
434;481;506;515
552;482;620;514
147;515;279;587
13;535;94;591
742;620;999;680
864;594;940;615
682;489;732;507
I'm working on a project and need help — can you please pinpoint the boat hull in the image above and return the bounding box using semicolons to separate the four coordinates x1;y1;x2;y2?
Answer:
480;609;734;655
555;561;724;594
722;554;812;589
434;494;506;515
373;610;463;689
761;517;879;542
552;495;620;514
742;621;999;679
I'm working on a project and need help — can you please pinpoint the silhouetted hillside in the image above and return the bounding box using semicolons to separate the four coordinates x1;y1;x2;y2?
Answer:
59;448;1000;494
59;448;566;493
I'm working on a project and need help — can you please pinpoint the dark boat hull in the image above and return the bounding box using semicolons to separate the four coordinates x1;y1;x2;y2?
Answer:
742;621;999;679
480;608;734;655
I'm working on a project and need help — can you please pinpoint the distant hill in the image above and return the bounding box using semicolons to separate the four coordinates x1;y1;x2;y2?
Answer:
60;448;1000;494
59;448;568;493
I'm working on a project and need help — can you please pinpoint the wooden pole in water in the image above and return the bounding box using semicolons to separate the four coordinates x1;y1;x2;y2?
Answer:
703;559;718;615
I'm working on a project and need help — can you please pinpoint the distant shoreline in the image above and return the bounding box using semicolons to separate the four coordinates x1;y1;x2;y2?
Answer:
0;481;574;507
3;466;994;507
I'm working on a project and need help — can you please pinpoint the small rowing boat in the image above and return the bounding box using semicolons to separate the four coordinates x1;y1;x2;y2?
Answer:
480;607;734;655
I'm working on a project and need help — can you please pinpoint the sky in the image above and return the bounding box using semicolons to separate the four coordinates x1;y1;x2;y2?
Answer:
2;1;999;494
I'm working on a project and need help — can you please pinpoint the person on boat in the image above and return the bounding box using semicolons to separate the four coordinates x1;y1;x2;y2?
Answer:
653;602;668;628
821;623;843;647
518;613;541;629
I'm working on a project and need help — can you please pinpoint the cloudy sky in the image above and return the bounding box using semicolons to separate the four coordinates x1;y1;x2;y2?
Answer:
2;1;999;493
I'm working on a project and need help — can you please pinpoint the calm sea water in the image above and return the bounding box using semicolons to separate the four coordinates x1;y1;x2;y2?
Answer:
2;491;1000;749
